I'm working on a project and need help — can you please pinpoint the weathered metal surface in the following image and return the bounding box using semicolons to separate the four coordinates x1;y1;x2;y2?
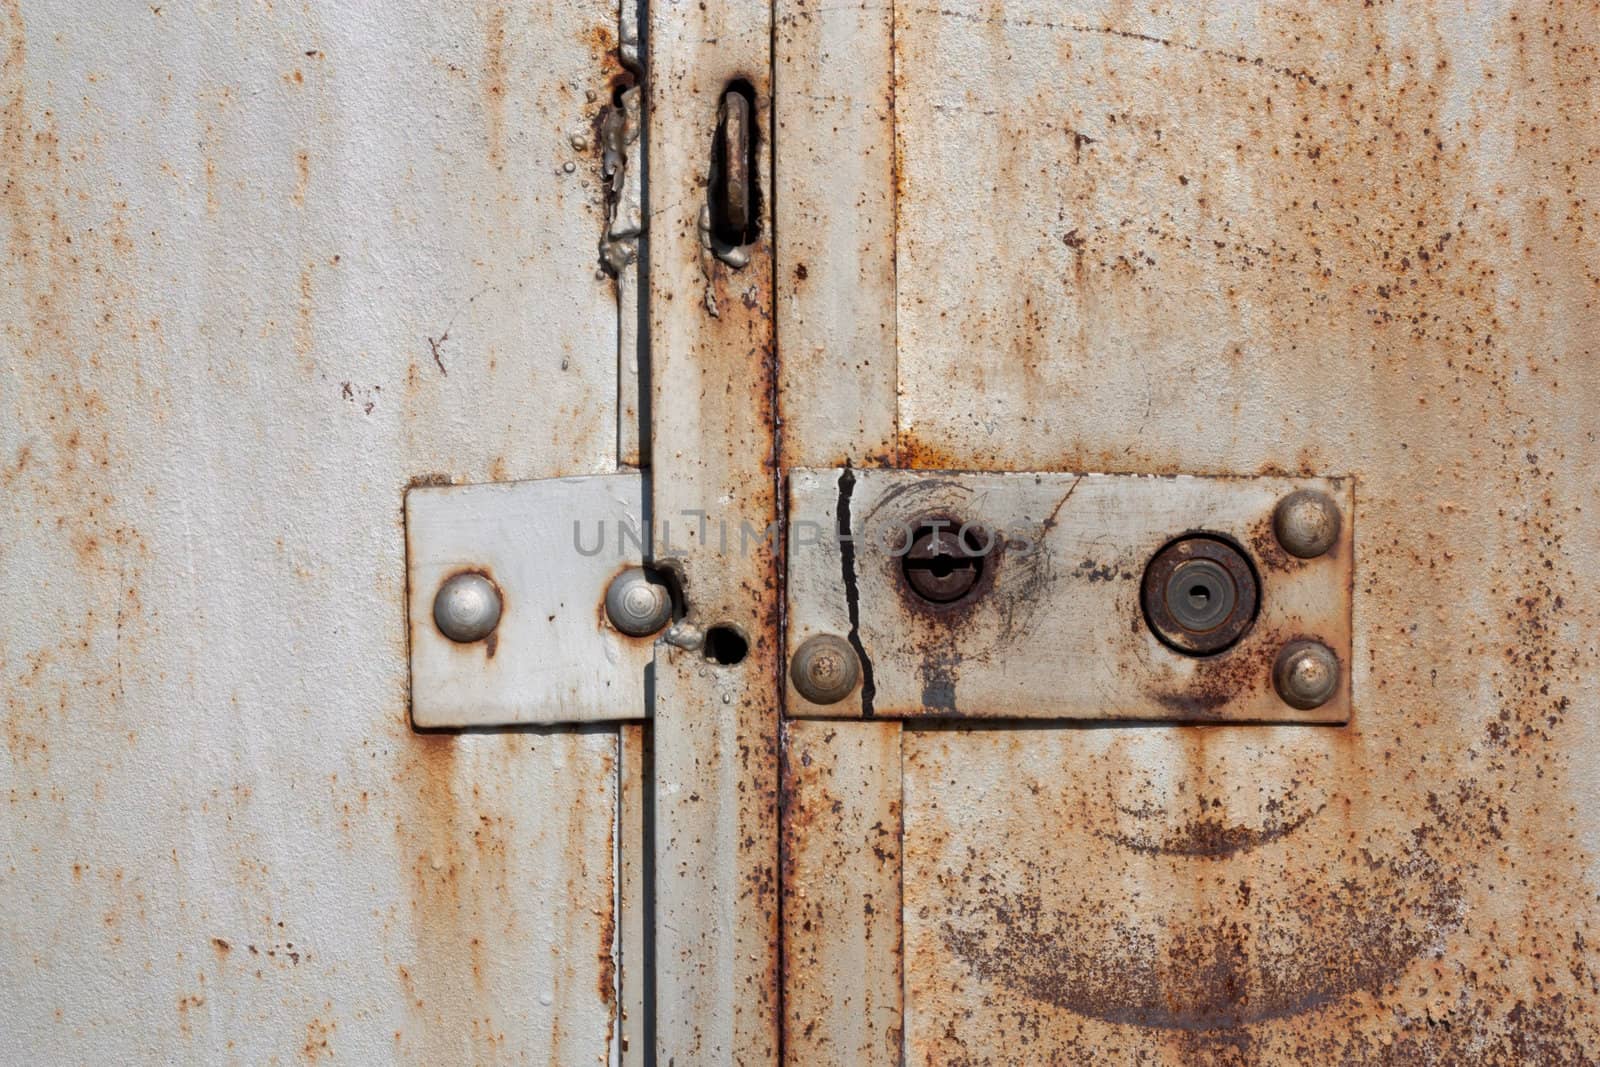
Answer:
781;720;903;1066
601;0;644;470
8;0;1598;1058
774;0;899;469
882;0;1600;1060
1;1;625;1061
618;722;649;1067
787;470;1353;723
406;474;656;727
645;0;780;1057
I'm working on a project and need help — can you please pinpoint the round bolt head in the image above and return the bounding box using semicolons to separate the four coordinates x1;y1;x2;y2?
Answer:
1274;489;1341;559
790;634;861;705
433;572;502;644
1274;640;1340;710
605;567;673;637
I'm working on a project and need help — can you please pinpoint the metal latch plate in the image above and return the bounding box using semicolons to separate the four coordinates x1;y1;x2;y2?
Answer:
406;474;651;728
786;469;1353;723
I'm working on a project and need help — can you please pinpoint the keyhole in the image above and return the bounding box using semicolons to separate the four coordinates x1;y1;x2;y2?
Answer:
1188;584;1211;609
900;523;991;606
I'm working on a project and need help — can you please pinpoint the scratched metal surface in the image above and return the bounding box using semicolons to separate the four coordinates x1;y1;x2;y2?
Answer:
891;0;1600;1061
1;2;626;1062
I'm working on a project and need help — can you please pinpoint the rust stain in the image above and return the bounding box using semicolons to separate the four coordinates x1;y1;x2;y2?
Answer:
391;720;618;1060
780;721;904;1064
175;992;204;1040
897;432;980;472
940;841;1461;1030
482;6;507;169
1095;798;1325;860
1142;636;1282;720
301;1012;335;1063
393;735;485;1043
582;21;620;73
294;260;314;373
405;472;455;491
292;148;310;206
3;0;155;780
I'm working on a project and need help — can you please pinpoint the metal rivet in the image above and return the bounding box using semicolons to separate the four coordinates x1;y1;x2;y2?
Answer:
433;572;502;644
605;567;673;637
1274;489;1341;559
790;634;860;705
1273;640;1340;710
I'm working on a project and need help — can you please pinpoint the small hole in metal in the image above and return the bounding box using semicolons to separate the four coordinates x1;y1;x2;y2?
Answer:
703;625;749;666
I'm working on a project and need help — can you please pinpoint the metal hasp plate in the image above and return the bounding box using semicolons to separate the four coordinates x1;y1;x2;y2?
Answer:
406;473;656;727
787;469;1353;723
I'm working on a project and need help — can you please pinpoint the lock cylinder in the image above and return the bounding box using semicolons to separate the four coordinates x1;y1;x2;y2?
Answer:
1141;535;1259;655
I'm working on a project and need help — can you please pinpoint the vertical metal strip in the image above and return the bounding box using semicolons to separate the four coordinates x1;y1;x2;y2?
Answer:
770;7;902;1049
781;720;905;1065
646;0;779;1060
617;723;649;1067
774;0;899;469
612;0;646;468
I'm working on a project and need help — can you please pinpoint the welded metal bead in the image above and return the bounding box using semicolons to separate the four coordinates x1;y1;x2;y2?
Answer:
1273;640;1341;710
433;572;502;644
1274;489;1342;559
605;567;673;637
790;634;861;705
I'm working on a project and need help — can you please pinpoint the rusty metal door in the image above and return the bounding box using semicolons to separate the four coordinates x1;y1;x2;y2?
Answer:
2;3;631;1062
7;1;1600;1064
770;2;1600;1064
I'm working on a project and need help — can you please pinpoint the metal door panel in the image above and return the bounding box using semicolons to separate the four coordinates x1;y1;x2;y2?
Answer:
7;0;1597;1058
1;2;624;1061
878;0;1600;1059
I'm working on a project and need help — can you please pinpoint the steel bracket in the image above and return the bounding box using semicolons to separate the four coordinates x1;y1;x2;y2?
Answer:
785;469;1354;724
405;473;656;728
405;469;1353;728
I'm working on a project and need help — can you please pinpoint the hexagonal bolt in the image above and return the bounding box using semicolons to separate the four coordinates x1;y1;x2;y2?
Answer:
1273;640;1341;710
790;634;861;705
605;566;674;637
1274;489;1342;559
433;572;503;644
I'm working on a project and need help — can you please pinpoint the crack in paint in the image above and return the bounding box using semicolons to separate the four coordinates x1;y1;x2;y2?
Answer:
836;467;876;717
